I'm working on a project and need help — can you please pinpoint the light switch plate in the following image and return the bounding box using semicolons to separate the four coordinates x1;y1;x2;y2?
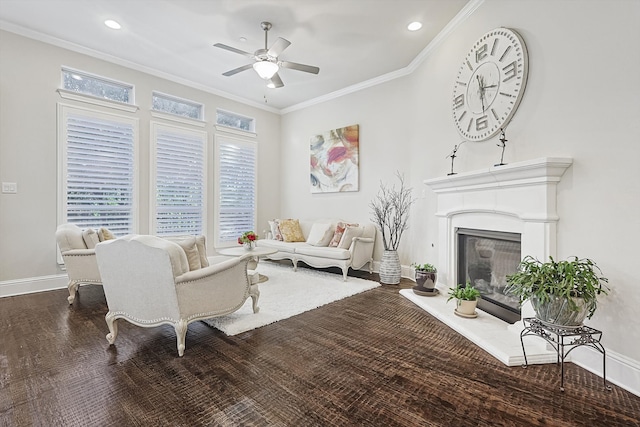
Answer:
2;182;17;193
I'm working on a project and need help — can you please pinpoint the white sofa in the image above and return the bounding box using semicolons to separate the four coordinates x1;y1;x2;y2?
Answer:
257;219;376;281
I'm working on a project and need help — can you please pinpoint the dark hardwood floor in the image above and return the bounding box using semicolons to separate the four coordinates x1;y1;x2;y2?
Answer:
1;264;639;426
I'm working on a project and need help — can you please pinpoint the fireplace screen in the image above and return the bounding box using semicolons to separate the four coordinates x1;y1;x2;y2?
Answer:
457;228;521;323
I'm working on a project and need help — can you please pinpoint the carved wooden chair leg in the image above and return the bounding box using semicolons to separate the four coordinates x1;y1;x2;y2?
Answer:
67;280;80;304
174;319;188;357
105;312;119;345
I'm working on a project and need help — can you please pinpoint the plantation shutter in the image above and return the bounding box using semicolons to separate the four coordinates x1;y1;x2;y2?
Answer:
154;126;205;235
64;112;135;235
217;139;256;244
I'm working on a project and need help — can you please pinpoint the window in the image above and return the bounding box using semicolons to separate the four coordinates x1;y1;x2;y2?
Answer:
152;92;203;120
215;136;257;246
151;123;206;236
58;105;138;235
216;109;255;132
61;68;133;104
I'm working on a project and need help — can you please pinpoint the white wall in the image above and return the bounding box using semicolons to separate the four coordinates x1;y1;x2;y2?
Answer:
0;30;282;282
280;0;640;380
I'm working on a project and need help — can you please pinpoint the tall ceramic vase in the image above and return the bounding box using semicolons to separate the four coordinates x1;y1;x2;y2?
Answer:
379;250;401;284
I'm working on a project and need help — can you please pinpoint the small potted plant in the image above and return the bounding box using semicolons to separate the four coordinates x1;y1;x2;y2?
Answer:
411;262;438;295
447;281;481;318
505;256;609;327
238;231;259;250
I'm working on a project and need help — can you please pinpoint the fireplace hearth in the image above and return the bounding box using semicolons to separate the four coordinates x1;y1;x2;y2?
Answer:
399;158;573;366
457;228;521;324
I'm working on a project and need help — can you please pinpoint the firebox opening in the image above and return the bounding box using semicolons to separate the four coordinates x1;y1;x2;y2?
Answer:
456;228;522;324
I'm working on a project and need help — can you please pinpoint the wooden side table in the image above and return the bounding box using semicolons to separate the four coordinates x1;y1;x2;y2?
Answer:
520;317;611;392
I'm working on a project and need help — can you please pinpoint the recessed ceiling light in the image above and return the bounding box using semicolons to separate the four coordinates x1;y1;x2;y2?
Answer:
239;37;247;42
104;19;121;30
407;21;422;31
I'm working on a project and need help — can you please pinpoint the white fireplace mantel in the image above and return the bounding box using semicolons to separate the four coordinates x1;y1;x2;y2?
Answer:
400;157;573;366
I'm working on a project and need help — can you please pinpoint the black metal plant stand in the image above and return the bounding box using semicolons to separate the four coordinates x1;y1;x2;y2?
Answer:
519;317;612;392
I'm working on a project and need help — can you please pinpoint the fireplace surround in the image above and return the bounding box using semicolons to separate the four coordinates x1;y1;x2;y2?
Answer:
400;157;573;366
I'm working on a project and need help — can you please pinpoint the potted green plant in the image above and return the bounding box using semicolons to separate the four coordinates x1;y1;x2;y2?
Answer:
411;262;438;294
505;256;609;327
447;282;481;318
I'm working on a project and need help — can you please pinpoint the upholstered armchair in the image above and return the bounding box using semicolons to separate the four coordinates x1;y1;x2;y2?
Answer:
95;235;258;357
55;223;104;304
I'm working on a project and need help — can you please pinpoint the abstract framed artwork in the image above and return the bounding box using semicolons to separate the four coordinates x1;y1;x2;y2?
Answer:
310;124;359;193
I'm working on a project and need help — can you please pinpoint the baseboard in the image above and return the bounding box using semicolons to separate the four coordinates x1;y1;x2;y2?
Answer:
0;274;68;298
571;346;640;397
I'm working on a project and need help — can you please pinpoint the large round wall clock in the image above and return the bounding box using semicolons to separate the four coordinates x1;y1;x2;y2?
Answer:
452;27;529;141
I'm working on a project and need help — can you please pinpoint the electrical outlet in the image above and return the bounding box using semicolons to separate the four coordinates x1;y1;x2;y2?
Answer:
2;182;17;193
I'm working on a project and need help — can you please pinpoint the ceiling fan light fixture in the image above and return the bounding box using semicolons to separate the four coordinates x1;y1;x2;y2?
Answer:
253;61;279;79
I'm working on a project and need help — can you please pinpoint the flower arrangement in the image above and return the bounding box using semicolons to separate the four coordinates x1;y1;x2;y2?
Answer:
238;231;258;245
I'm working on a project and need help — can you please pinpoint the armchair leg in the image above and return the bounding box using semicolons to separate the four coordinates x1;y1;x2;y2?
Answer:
249;284;260;313
105;312;119;345
292;259;298;272
342;267;348;282
369;259;373;274
67;280;80;304
174;319;188;357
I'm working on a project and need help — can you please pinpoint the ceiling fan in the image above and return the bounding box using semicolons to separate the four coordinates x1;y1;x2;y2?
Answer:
214;21;320;88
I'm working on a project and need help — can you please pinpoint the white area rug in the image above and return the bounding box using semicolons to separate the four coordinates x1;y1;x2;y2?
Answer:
202;262;380;335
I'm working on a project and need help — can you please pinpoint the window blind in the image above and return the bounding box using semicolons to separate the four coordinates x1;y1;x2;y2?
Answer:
65;113;134;235
217;140;256;244
154;127;205;235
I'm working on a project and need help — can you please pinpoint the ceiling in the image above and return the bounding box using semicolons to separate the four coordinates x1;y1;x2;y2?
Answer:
0;0;470;111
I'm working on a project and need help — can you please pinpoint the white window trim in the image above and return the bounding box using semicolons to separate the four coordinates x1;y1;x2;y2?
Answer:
56;102;140;260
57;89;139;113
151;110;206;128
214;134;258;248
214;124;257;138
149;121;209;238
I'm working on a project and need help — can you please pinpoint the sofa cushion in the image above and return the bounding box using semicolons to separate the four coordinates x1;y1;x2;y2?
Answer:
164;235;201;271
278;219;306;242
338;225;364;249
295;245;351;260
258;239;304;253
306;222;333;246
98;227;116;241
82;228;100;249
269;220;283;241
328;222;358;247
194;235;209;267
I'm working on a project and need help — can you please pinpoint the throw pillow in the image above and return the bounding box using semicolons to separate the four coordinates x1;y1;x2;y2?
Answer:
82;228;100;249
278;219;306;242
269;220;283;241
165;235;202;271
98;227;116;241
195;235;209;268
338;225;364;249
306;222;333;246
328;222;358;247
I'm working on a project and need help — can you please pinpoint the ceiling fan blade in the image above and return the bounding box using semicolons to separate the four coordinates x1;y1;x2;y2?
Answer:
267;37;291;57
279;61;320;74
213;43;254;58
268;73;284;88
222;63;254;76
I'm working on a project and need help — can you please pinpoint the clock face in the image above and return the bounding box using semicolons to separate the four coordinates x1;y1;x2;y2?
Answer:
452;28;528;141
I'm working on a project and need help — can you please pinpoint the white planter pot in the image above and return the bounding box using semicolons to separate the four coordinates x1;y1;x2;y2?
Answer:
379;250;401;284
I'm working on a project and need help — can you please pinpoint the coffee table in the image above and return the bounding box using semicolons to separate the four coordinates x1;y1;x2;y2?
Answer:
218;246;277;282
